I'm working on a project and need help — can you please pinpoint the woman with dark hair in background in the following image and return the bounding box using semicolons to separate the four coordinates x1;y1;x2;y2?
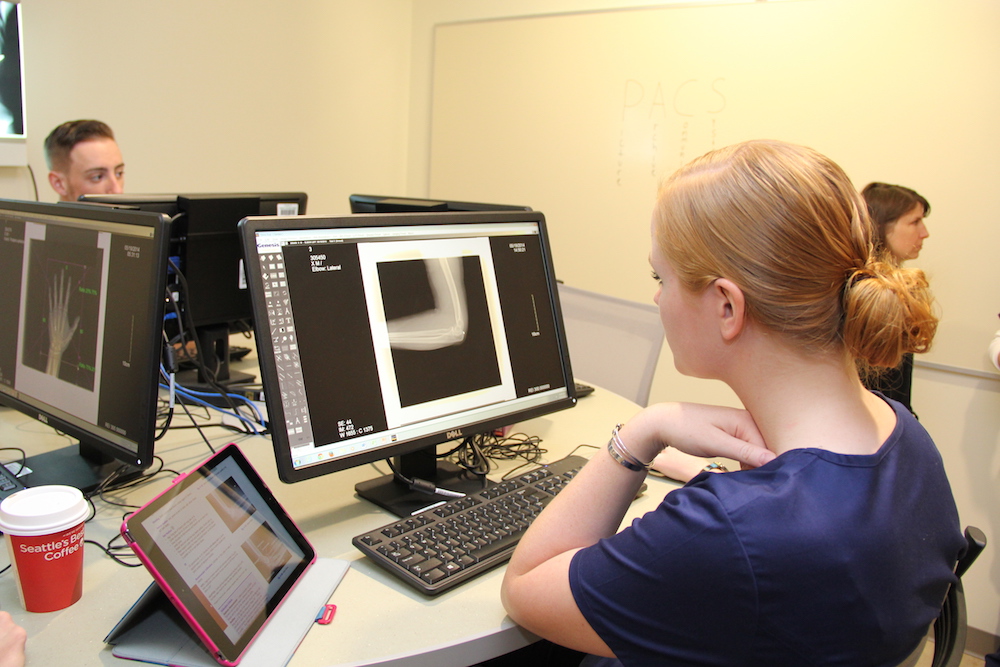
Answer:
859;181;932;415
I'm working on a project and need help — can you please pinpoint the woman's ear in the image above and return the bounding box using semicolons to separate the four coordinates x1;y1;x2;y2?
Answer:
712;278;746;342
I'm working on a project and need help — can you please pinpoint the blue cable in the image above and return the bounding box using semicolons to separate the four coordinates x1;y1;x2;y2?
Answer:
158;367;265;434
162;384;263;435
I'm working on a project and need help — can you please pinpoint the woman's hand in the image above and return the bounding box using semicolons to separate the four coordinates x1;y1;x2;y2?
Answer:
650;447;715;483
621;402;774;470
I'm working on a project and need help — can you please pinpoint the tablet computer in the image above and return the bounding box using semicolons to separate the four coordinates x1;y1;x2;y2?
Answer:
121;444;316;666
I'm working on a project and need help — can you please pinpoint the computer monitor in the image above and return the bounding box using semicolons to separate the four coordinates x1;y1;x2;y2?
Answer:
349;194;531;214
79;192;307;391
239;210;577;517
0;199;171;492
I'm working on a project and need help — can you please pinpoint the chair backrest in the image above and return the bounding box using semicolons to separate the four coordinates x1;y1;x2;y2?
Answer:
930;526;987;667
557;283;664;406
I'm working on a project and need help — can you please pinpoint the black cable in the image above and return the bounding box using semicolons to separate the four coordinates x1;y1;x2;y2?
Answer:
159;280;264;447
25;163;39;201
175;398;217;455
85;537;142;568
0;447;27;476
384;457;468;498
162;270;266;437
443;436;491;477
156;329;178;440
83;495;97;523
164;279;191;358
167;256;248;425
444;431;547;480
88;456;181;507
231;319;254;339
164;420;259;436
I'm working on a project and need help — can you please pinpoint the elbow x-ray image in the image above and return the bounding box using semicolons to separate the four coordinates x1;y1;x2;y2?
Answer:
378;256;501;408
386;257;468;351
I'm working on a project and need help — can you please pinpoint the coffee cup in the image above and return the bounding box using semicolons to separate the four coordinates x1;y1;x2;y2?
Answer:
0;485;88;612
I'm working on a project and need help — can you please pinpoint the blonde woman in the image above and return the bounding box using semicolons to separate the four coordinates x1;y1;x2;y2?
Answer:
501;141;963;666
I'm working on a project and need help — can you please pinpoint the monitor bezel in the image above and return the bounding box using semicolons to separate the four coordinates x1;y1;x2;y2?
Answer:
349;193;532;214
239;210;577;486
0;198;171;473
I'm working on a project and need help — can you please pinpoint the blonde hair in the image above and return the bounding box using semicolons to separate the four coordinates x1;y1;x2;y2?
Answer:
653;140;936;368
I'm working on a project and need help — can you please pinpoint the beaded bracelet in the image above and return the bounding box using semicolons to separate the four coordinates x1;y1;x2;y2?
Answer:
606;423;653;472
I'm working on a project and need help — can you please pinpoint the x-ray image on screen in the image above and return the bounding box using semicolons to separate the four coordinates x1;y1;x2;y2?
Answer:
378;256;502;409
15;222;110;422
384;257;469;352
21;242;103;390
0;3;24;138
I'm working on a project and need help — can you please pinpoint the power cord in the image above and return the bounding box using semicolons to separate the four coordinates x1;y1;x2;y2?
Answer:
84;512;143;568
444;431;547;480
385;457;467;498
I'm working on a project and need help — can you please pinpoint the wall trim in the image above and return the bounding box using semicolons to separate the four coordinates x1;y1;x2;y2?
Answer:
967;626;1000;660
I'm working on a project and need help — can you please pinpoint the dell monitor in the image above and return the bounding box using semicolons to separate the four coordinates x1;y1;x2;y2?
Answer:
349;194;531;214
0;198;171;492
79;192;307;391
239;210;577;517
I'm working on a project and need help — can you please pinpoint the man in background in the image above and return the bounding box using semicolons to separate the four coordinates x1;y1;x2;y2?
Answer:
44;120;124;202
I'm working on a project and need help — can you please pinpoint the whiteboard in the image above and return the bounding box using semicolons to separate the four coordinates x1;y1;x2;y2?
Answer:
430;0;1000;373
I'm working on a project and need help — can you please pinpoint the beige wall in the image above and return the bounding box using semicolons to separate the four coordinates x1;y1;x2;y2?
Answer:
1;0;415;214
6;0;997;646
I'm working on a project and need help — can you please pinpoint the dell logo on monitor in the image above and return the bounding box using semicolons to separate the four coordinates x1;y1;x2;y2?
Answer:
446;429;464;440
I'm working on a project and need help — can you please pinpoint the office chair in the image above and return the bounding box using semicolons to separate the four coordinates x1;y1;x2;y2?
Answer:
929;526;987;667
557;283;664;407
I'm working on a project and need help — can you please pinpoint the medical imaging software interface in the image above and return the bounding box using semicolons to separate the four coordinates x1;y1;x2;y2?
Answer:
251;221;569;472
0;210;161;455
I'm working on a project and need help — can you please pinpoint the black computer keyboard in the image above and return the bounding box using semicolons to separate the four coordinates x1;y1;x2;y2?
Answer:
0;463;26;501
353;454;589;595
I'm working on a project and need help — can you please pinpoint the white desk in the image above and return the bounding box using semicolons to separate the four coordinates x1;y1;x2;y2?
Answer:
0;364;679;666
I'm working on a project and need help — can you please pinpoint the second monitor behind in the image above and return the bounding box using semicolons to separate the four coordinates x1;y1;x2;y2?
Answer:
349;194;531;214
78;192;307;390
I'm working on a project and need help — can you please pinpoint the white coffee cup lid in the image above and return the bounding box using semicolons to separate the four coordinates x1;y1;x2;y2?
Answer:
0;485;89;536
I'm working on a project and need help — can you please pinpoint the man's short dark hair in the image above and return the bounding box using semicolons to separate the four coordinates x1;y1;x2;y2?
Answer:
44;120;116;171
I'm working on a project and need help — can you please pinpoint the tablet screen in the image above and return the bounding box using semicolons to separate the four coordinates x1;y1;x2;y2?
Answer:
123;444;315;665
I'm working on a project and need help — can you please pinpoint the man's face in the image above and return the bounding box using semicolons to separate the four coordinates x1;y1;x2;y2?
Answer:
49;138;125;202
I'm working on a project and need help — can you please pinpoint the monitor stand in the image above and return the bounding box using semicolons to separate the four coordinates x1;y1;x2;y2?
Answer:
18;441;144;495
174;324;255;404
355;446;491;518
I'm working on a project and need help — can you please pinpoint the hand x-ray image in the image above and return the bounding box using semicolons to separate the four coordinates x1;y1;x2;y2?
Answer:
21;238;103;391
